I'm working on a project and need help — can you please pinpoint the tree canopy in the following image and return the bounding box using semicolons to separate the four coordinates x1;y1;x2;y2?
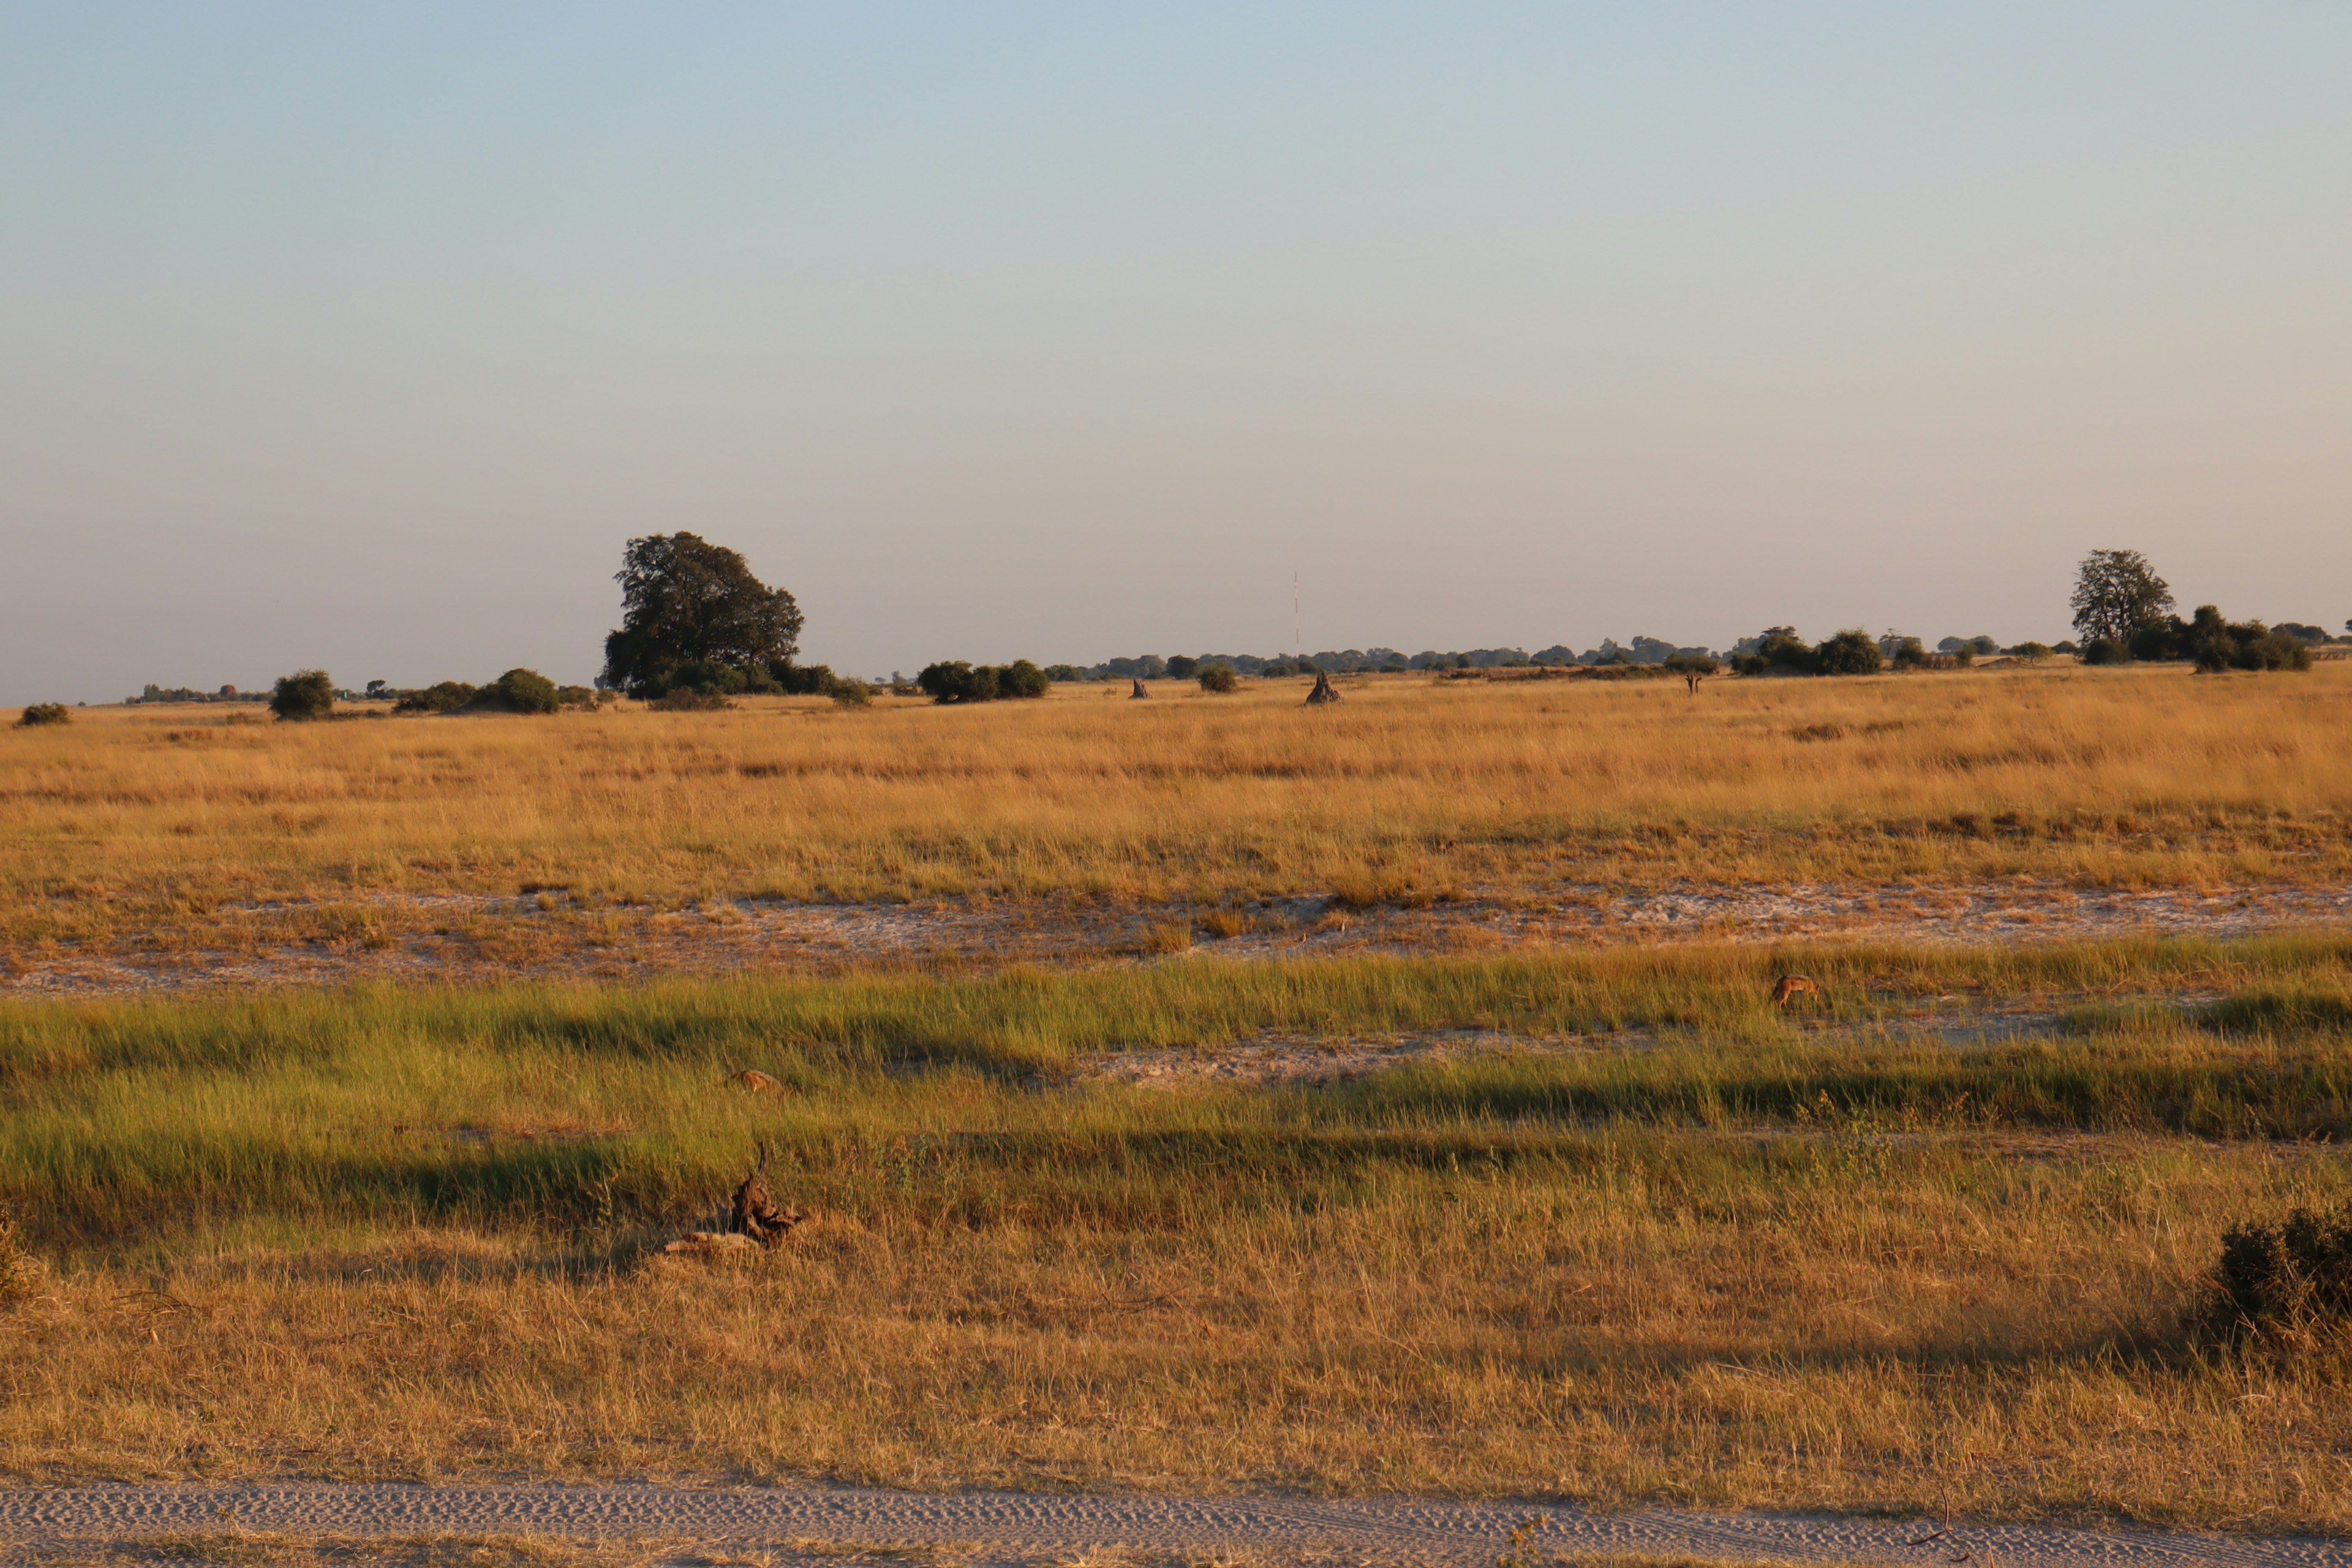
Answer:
2070;549;2174;648
270;670;334;722
601;533;802;697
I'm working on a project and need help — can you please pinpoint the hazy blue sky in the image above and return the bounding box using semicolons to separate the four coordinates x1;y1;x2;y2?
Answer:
4;3;2348;700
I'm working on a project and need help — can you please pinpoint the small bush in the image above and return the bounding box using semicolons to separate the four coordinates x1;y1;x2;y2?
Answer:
1198;665;1239;694
15;703;69;728
919;662;992;703
2241;633;2313;673
652;688;734;712
1814;628;1883;676
829;679;873;709
997;659;1050;699
2007;641;2052;664
1950;643;1975;668
269;669;335;722
1732;627;1818;677
2211;1208;2352;1341
2081;637;2130;666
769;660;835;696
634;657;771;700
466;668;560;714
1890;637;1931;669
394;681;478;714
918;659;1047;703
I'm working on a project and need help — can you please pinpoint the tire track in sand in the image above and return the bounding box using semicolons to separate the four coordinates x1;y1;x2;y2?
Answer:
0;1484;2343;1566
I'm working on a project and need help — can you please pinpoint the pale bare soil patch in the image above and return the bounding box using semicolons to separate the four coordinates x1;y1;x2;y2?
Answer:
6;880;2350;1001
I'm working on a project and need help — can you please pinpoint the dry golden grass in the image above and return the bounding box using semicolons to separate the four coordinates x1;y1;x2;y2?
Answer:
4;665;2350;960
4;1133;2345;1526
5;947;2352;1526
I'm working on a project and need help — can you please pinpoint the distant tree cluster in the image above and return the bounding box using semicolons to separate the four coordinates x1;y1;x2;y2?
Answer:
1726;627;1884;677
2067;550;2316;673
916;660;1050;703
1050;641;1733;680
382;671;597;714
126;684;263;706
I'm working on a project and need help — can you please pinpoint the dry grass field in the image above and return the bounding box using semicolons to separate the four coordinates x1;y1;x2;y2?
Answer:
6;668;2352;1532
4;663;2351;988
4;939;2352;1527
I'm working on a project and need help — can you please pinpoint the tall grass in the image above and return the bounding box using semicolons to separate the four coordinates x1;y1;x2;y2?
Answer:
3;941;2352;1520
7;665;2351;955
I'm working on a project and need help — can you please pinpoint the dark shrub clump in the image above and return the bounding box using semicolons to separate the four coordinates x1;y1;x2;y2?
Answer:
2081;637;2130;666
1813;628;1884;676
1197;665;1239;694
652;688;734;712
1730;627;1817;677
269;670;335;722
15;703;70;728
394;682;478;714
918;659;1049;704
2210;1208;2352;1341
467;668;560;714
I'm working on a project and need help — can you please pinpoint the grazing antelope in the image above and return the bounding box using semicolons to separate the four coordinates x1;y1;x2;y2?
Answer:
727;1069;786;1093
1771;974;1822;1008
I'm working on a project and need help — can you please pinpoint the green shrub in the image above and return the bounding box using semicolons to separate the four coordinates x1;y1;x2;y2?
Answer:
393;681;478;714
1165;655;1199;679
14;703;69;728
918;662;993;703
269;670;335;722
634;657;771;699
769;660;835;696
2211;1208;2352;1340
2007;642;2052;664
652;688;734;712
1951;643;1975;668
1890;636;1931;669
1814;628;1883;676
1197;665;1239;694
2082;637;2130;666
829;679;873;709
997;659;1049;699
468;668;560;714
918;660;1046;703
2239;631;2313;673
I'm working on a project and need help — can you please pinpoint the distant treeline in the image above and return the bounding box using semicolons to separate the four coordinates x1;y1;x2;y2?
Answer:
125;684;266;704
1043;639;1720;681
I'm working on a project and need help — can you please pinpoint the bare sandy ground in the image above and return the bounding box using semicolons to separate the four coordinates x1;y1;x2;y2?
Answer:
0;1483;2342;1566
5;881;2350;1001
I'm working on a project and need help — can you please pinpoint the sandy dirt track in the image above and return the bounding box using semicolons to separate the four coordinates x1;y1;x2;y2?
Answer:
9;881;2352;1001
0;1485;2344;1566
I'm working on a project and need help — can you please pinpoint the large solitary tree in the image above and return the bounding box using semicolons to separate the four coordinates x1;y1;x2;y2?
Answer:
2070;549;2175;648
601;533;802;696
